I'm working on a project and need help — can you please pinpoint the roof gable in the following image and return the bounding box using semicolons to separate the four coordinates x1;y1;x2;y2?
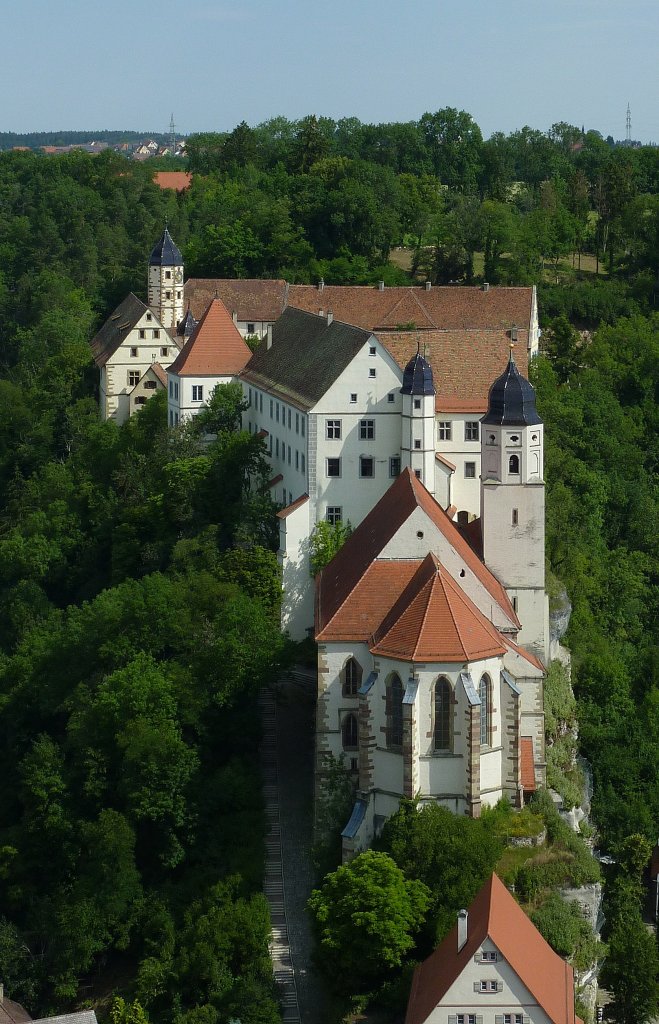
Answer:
90;293;150;368
242;307;374;409
316;470;518;638
406;874;579;1024
168;298;252;377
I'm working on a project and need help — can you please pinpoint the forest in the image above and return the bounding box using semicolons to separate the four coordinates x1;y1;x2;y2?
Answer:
0;108;657;1023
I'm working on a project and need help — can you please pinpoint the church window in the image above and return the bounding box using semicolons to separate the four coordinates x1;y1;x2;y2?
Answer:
138;330;146;339
327;506;342;525
479;675;491;746
342;658;362;697
414;439;421;449
192;385;204;402
369;368;376;378
360;456;374;478
342;713;358;750
128;371;140;387
386;674;404;750
438;421;452;441
326;457;341;477
388;392;395;403
465;462;476;478
414;398;421;409
390;456;401;477
359;419;375;440
512;508;519;525
508;454;520;474
326;419;341;439
434;677;452;751
130;347;138;357
465;421;479;441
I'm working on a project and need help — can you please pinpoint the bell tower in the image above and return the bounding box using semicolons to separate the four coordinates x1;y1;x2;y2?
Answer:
400;346;436;496
481;347;547;662
148;227;184;329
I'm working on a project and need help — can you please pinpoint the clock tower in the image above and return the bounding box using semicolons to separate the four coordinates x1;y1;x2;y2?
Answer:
148;227;184;329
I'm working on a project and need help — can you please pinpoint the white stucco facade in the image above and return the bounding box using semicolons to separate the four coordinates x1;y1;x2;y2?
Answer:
99;311;177;424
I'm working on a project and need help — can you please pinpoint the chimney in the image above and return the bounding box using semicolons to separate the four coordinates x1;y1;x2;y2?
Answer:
378;280;385;291
266;324;273;350
482;282;490;292
327;310;334;325
425;280;432;291
318;277;325;292
232;311;238;324
457;909;468;952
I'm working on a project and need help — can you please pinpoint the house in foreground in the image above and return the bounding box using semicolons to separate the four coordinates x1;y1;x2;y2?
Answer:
406;873;583;1024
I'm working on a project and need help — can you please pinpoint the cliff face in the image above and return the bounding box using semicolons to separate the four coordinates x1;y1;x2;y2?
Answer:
549;585;572;664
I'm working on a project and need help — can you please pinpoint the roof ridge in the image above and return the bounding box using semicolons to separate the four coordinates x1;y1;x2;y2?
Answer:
412;567;441;660
433;567;468;661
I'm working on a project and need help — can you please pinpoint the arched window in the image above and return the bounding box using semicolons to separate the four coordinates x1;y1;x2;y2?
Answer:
479;675;491;746
508;453;520;474
342;713;358;750
342;657;362;697
434;677;452;751
386;673;404;750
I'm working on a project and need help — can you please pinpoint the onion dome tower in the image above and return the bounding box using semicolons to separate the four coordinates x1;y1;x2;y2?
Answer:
481;347;547;661
400;346;436;495
148;227;184;330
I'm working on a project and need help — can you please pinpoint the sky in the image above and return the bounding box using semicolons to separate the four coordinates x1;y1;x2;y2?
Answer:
3;0;659;142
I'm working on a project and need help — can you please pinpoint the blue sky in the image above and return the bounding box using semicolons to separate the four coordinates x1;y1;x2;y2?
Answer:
4;0;659;141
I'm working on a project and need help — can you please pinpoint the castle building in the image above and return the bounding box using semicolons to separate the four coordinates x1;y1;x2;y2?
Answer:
91;229;186;424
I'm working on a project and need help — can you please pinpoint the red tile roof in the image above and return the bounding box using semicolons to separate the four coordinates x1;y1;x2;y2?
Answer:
406;873;580;1024
168;298;252;377
185;278;288;322
505;636;545;673
148;361;168;386
370;554;506;663
316;469;518;638
521;737;536;791
317;561;422;643
380;330;529;413
153;171;192;192
289;284;533;333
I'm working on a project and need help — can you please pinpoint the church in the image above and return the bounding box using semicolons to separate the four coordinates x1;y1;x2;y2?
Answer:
314;347;547;857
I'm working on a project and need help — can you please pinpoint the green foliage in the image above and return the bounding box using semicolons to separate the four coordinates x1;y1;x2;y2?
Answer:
307;849;430;993
312;755;356;877
309;518;353;576
603;910;659;1024
530;892;602;972
377;800;503;944
544;660;577;738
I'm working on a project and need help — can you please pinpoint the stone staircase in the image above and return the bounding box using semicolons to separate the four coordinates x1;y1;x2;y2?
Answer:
259;688;301;1024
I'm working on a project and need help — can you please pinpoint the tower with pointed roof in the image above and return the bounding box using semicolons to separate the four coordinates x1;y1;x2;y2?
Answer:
481;347;547;663
148;227;184;329
400;347;436;496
